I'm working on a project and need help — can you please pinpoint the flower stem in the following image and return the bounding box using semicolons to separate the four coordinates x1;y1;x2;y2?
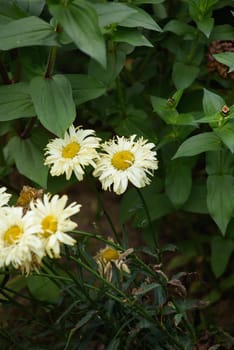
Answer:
136;188;159;250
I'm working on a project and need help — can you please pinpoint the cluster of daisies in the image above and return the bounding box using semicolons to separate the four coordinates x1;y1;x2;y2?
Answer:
0;186;80;275
44;124;158;195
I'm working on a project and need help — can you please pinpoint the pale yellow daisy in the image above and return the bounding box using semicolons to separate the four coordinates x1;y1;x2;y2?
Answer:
95;240;133;282
29;193;81;258
0;207;43;273
93;135;158;195
44;124;100;181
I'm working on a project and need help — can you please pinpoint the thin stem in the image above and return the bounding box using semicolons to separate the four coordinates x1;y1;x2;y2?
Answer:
136;188;159;249
44;46;57;78
116;76;127;118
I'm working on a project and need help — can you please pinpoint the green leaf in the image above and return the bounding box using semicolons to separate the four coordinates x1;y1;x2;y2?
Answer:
210;24;234;40
49;0;106;67
7;135;48;188
207;174;234;234
164;19;196;37
106;339;120;350
211;235;234;277
213;52;234;73
214;123;234;153
114;109;156;140
112;29;153;47
30;74;76;137
0;0;26;25
173;132;221;158
26;275;60;302
196;17;214;38
66;74;106;106
91;2;137;28
16;0;45;16
203;89;226;115
206;149;234;175
0;16;59;50
172;62;200;89
151;96;179;124
119;6;162;32
88;46;127;88
0;83;35;121
183;181;208;214
165;159;192;208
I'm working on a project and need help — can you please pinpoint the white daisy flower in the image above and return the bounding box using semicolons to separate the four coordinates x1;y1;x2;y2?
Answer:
29;193;81;258
0;186;11;207
0;207;43;273
44;124;100;181
93;135;158;195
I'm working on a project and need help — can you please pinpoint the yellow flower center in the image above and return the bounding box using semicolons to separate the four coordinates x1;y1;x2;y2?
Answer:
101;247;120;261
62;142;80;159
111;150;135;170
4;225;23;245
41;215;58;237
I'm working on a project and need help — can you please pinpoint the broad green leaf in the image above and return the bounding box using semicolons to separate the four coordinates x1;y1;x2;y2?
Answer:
151;96;178;124
203;89;226;115
207;174;234;234
210;24;234;40
214;123;234;153
119;6;162;32
91;2;137;28
66;74;106;105
88;46;127;88
16;0;45;16
30;74;76;137
106;339;120;350
134;193;173;227
114;109;156;141
172;62;200;89
7;135;48;188
183;181;208;214
206;149;234;175
164;19;196;37
196;17;214;38
27;275;60;302
165;159;192;208
0;0;26;25
112;29;153;47
173;132;221;158
0;83;35;121
213;52;234;73
49;0;106;67
211;235;234;277
0;16;59;50
133;0;165;3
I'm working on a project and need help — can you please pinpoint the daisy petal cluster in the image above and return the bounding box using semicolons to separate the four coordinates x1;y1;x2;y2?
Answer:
0;186;81;274
0;206;43;275
44;124;100;181
93;135;158;195
29;194;81;258
95;239;133;282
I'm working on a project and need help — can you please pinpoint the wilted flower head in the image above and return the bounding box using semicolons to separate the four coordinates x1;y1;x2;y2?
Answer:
95;239;133;282
44;124;100;181
93;135;158;195
29;193;81;258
